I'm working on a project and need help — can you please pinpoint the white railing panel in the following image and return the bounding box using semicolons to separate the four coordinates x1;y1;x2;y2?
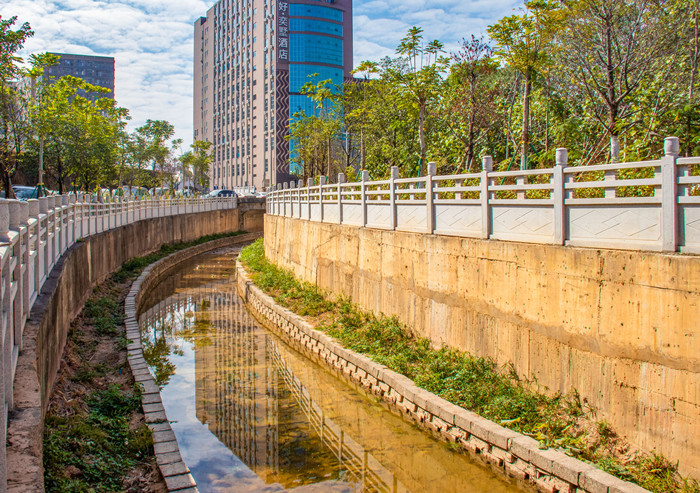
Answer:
491;205;555;243
434;204;482;237
567;205;662;250
342;204;363;226
322;203;339;224
396;204;428;233
366;203;392;230
680;204;700;253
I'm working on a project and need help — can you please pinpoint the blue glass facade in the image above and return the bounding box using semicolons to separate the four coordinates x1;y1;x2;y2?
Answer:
289;34;343;66
287;2;348;174
290;18;343;36
289;4;343;22
289;65;343;93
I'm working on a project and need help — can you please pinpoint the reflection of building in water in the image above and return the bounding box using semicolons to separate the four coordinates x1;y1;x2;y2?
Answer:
141;286;348;488
193;289;281;480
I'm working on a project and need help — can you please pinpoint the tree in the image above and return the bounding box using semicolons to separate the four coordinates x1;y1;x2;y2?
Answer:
391;27;448;173
446;36;499;171
0;15;33;197
489;0;563;169
189;140;212;190
558;0;670;162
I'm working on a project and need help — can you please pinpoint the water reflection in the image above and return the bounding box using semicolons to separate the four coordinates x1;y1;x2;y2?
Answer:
138;250;518;493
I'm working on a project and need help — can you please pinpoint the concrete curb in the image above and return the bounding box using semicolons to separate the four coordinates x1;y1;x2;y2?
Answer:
235;260;650;493
125;232;261;492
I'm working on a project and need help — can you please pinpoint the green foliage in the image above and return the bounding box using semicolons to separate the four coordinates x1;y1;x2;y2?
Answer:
240;238;700;493
292;3;700;180
112;230;246;283
84;296;123;336
43;385;152;492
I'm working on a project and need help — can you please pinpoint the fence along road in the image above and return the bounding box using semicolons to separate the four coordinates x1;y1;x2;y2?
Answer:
267;136;699;254
0;192;238;487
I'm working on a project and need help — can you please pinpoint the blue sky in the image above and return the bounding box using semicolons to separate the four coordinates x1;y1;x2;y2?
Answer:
6;0;523;147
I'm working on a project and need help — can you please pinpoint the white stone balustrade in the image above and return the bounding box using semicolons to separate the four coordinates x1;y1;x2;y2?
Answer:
267;137;700;254
0;193;238;483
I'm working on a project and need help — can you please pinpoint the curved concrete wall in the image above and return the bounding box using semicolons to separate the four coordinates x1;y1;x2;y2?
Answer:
264;213;700;479
7;208;263;492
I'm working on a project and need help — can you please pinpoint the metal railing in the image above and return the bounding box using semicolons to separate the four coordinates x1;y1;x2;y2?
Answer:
267;137;700;254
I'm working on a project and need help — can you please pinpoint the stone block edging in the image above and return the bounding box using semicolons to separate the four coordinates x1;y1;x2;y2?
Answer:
235;260;649;493
125;232;261;492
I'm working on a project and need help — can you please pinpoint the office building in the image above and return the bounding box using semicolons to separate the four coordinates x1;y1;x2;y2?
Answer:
194;0;353;190
44;53;115;98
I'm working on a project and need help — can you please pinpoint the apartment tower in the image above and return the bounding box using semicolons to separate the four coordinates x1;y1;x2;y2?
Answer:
45;53;115;98
194;0;353;190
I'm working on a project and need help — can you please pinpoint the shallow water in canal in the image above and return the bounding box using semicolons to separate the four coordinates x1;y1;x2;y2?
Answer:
138;249;520;493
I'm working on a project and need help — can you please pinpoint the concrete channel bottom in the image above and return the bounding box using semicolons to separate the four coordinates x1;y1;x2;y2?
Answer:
128;244;522;492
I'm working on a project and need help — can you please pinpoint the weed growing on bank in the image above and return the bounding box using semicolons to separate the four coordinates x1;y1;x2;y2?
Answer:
44;231;249;492
239;238;699;493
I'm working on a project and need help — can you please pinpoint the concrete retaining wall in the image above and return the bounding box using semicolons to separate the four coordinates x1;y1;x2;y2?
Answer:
6;209;262;492
236;261;649;493
264;213;700;479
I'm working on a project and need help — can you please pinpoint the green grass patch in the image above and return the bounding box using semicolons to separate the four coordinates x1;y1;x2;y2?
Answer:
113;230;248;283
44;385;152;492
44;230;250;492
239;238;699;493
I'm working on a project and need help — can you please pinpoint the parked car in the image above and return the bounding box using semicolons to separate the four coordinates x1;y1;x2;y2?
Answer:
3;185;57;200
208;189;237;198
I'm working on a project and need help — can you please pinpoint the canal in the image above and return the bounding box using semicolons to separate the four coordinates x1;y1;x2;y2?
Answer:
138;248;521;493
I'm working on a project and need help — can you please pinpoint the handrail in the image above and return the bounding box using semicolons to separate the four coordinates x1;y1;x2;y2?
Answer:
0;193;238;487
266;137;698;254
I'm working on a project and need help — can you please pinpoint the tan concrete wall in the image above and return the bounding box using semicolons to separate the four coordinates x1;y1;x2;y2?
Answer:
7;209;260;492
264;214;700;479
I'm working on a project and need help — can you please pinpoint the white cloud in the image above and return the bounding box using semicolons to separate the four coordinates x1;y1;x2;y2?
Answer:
5;0;523;147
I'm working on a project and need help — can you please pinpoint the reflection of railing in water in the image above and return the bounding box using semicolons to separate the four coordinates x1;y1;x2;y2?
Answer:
270;344;407;493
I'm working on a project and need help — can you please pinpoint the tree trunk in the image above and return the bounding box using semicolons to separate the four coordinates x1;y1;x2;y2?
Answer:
361;126;366;170
687;6;699;156
467;72;477;172
609;104;620;163
521;71;531;170
419;98;427;174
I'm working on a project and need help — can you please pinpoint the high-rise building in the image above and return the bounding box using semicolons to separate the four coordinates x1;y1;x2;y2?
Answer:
194;0;353;190
44;53;115;99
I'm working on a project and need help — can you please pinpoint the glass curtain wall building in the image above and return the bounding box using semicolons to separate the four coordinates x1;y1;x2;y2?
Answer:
194;0;353;190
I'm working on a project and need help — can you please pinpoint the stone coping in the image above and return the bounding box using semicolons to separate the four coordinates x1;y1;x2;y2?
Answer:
125;232;261;492
235;260;650;493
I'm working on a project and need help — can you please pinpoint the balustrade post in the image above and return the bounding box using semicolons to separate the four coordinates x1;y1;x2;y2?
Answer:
27;200;40;301
426;163;436;234
481;156;493;239
319;176;327;222
39;197;50;282
554;148;568;245
337;173;345;224
48;196;58;264
8;200;23;344
0;200;10;244
361;171;368;227
662;136;679;252
61;195;69;254
68;194;76;247
19;202;30;321
306;178;313;220
390;166;399;230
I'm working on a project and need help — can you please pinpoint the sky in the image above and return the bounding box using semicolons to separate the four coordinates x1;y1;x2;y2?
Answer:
5;0;523;147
